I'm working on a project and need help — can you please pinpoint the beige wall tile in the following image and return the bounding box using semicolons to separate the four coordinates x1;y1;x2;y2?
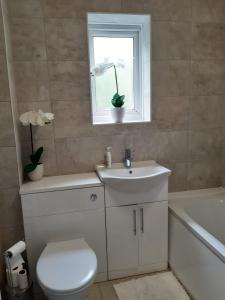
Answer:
48;61;89;82
189;96;225;129
158;161;187;192
0;55;9;82
147;0;191;21
0;79;10;101
55;135;126;174
14;60;49;83
192;60;225;95
44;0;121;18
0;17;5;55
11;18;46;60
0;188;22;227
50;81;90;101
8;0;43;18
45;18;88;61
189;128;223;160
188;160;222;189
0;102;15;146
156;131;188;162
121;0;145;13
48;60;90;100
53;101;92;138
1;224;24;245
43;0;87;18
14;61;49;102
0;147;19;188
152;22;191;60
0;255;4;286
88;0;122;12
153;96;189;130
170;162;187;192
192;23;225;59
124;129;159;162
192;0;225;22
152;60;190;96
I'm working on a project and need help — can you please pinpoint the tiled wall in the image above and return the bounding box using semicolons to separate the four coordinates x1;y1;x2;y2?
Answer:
0;0;23;287
7;0;225;193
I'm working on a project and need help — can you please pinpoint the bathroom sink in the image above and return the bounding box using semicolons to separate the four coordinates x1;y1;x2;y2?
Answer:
96;160;171;186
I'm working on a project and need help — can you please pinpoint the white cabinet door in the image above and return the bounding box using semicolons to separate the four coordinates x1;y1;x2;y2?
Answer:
138;201;168;267
106;205;139;272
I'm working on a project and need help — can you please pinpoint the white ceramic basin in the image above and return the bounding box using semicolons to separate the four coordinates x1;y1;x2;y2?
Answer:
96;160;171;186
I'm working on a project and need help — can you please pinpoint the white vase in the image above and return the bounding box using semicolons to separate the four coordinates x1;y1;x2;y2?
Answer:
112;107;125;123
28;163;44;181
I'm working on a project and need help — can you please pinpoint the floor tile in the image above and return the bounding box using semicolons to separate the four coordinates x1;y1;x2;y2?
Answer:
87;283;102;300
99;280;119;300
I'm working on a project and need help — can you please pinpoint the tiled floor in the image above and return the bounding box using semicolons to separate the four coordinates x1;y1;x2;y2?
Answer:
32;274;152;300
33;277;128;300
14;272;192;300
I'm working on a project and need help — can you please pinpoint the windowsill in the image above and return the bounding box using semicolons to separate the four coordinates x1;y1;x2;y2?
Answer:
93;119;151;125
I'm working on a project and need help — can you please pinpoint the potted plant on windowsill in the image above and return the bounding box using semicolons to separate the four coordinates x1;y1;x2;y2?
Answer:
19;110;54;181
92;59;125;123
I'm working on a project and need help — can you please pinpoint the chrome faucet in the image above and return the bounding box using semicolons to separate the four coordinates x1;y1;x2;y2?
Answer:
124;148;132;168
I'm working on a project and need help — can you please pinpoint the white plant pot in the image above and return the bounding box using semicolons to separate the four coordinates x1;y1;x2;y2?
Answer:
112;107;125;123
28;163;44;181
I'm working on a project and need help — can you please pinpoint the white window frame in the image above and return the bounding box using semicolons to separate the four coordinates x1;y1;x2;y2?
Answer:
87;13;151;125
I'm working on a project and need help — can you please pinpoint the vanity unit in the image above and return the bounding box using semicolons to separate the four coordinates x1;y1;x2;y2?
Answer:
96;160;171;279
20;161;171;287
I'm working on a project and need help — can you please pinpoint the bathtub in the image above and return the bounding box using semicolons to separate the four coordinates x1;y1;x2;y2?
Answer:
169;187;225;300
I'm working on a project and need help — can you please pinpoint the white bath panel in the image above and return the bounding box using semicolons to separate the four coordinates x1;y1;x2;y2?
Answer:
113;271;190;300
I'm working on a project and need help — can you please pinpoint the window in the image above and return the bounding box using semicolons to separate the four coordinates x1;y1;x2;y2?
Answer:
88;13;151;125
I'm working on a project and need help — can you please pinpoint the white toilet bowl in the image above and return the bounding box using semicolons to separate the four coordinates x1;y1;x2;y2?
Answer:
36;239;97;300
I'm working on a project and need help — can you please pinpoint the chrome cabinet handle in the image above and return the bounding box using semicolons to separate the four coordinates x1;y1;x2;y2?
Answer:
140;207;144;233
133;209;137;236
90;194;97;202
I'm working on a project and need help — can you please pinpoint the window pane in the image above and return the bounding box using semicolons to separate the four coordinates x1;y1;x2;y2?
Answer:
93;36;134;110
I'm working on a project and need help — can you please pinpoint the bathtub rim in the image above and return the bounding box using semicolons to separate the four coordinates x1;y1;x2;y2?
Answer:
169;187;225;264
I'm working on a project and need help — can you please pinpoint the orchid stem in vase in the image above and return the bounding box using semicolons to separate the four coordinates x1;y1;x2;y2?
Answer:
113;64;119;94
29;124;34;155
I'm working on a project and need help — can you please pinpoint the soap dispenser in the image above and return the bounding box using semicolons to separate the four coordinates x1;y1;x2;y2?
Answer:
105;147;112;168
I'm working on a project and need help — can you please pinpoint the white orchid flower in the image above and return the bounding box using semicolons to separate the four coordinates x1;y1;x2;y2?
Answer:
19;110;54;127
38;110;54;124
116;59;125;69
92;58;125;76
91;58;113;76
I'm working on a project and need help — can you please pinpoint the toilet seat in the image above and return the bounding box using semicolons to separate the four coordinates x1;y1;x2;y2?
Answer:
36;238;97;296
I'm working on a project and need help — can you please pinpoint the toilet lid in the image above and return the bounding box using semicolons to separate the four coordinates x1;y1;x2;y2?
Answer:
36;239;97;295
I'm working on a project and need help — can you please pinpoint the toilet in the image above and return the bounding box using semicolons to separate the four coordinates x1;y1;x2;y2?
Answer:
36;238;97;300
